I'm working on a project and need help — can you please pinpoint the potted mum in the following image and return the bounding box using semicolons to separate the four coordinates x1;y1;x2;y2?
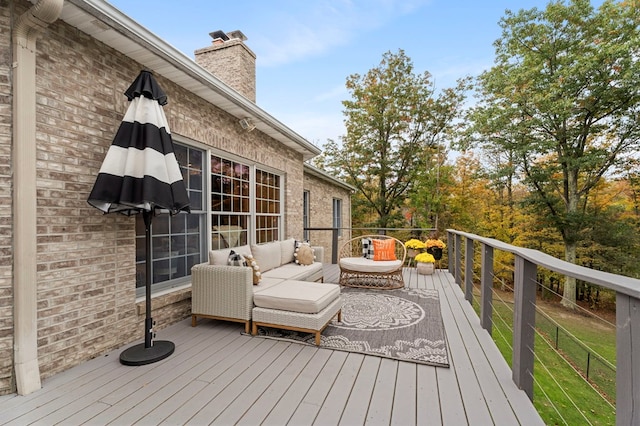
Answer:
425;238;446;260
404;238;426;258
414;252;436;275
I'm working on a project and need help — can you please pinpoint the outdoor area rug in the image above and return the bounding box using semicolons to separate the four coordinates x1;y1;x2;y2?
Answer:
253;287;450;368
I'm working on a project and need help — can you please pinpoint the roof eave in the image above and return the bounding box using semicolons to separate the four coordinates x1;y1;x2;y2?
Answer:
61;0;321;160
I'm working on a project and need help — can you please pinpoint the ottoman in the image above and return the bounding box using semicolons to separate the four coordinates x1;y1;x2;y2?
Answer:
251;280;342;345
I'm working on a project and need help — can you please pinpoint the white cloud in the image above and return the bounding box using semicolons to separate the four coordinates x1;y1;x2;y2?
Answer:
252;0;433;67
314;84;348;102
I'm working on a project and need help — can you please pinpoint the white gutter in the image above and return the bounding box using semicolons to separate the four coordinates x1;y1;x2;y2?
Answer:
12;0;63;396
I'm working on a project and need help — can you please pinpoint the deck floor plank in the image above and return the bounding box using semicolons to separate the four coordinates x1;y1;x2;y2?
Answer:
416;365;442;426
315;353;366;424
440;272;546;425
188;341;294;424
0;266;544;425
337;355;381;425
365;358;398;425
260;348;333;425
160;338;276;425
437;272;502;425
95;326;245;425
212;343;306;425
287;350;349;425
234;345;320;425
391;361;418;425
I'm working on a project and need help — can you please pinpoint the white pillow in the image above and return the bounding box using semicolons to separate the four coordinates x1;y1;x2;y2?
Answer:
251;242;281;272
280;238;296;265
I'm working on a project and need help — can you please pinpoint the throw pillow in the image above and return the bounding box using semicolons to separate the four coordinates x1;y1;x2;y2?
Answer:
244;254;262;285
372;239;397;261
362;237;374;259
251;241;281;272
280;238;296;264
294;243;315;266
227;250;246;266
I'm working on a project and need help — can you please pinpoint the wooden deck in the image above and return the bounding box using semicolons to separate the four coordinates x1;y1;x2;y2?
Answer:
0;266;544;425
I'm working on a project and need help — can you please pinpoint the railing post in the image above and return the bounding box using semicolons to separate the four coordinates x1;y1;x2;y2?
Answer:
447;231;454;275
331;227;339;264
465;238;474;304
481;243;493;334
616;292;640;426
455;234;462;287
512;255;536;401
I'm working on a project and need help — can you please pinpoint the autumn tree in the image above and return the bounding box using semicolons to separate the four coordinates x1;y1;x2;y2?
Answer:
322;49;467;229
466;0;640;308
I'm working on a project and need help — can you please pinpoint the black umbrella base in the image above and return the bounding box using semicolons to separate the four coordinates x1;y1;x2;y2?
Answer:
119;340;175;366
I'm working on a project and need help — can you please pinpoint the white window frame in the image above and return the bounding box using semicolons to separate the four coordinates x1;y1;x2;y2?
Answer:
135;140;284;297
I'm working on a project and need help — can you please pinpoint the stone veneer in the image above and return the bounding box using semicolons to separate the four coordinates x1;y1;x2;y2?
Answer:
0;1;321;394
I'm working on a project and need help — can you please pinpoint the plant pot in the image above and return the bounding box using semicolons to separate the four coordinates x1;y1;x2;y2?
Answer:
407;248;419;258
427;247;443;260
417;262;434;275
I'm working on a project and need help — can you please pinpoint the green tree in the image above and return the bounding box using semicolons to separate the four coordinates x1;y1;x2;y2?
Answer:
467;0;640;308
322;49;467;229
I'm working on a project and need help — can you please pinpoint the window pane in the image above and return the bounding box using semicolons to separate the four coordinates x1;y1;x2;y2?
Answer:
135;143;206;293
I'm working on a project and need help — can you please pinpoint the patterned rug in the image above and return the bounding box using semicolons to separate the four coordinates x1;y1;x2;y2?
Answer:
254;287;450;368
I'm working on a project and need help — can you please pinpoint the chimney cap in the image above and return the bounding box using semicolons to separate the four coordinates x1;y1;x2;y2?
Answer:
209;30;247;43
227;30;247;41
209;30;229;41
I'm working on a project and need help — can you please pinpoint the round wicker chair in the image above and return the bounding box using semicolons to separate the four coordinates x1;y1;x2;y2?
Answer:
338;235;406;289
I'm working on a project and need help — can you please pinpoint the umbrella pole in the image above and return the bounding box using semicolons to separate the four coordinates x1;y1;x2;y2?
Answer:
144;210;153;348
119;210;175;366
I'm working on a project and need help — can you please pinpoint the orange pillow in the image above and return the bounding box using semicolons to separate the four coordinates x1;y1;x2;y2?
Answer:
372;239;397;261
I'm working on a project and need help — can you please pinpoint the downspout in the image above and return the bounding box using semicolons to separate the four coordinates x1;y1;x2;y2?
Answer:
12;0;63;395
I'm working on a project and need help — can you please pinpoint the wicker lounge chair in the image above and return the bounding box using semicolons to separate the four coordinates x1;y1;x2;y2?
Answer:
338;235;406;289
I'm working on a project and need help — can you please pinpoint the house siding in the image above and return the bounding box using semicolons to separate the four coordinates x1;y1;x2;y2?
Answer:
1;1;311;395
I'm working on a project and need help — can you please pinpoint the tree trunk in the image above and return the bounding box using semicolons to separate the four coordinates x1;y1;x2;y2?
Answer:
561;241;577;309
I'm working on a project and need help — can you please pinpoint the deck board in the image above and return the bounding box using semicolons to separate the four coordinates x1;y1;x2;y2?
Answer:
0;266;544;425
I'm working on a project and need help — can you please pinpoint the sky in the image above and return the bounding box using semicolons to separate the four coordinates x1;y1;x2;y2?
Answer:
106;0;587;147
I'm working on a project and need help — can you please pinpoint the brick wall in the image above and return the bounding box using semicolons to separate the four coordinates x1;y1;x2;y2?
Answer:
0;3;305;394
304;174;352;264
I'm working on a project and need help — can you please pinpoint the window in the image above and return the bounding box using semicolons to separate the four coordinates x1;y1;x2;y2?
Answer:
333;198;342;237
255;169;281;243
135;143;284;296
210;155;250;249
135;143;206;294
303;190;310;241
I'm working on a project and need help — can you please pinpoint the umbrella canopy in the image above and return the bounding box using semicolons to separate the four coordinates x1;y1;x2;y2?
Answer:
88;70;190;215
88;70;190;365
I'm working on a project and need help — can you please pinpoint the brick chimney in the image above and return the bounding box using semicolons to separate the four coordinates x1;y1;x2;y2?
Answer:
195;30;256;102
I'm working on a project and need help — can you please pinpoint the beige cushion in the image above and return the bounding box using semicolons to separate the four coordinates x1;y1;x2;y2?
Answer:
339;257;402;273
253;280;340;314
280;238;296;265
209;245;251;265
261;262;323;281
294;244;315;265
252;277;286;293
251;241;281;272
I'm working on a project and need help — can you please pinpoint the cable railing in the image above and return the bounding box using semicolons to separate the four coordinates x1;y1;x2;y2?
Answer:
447;229;636;425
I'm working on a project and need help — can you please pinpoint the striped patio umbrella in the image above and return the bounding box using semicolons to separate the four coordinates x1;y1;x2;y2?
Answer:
88;70;190;366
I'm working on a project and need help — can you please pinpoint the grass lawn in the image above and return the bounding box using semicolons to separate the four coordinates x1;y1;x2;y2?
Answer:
471;288;616;425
